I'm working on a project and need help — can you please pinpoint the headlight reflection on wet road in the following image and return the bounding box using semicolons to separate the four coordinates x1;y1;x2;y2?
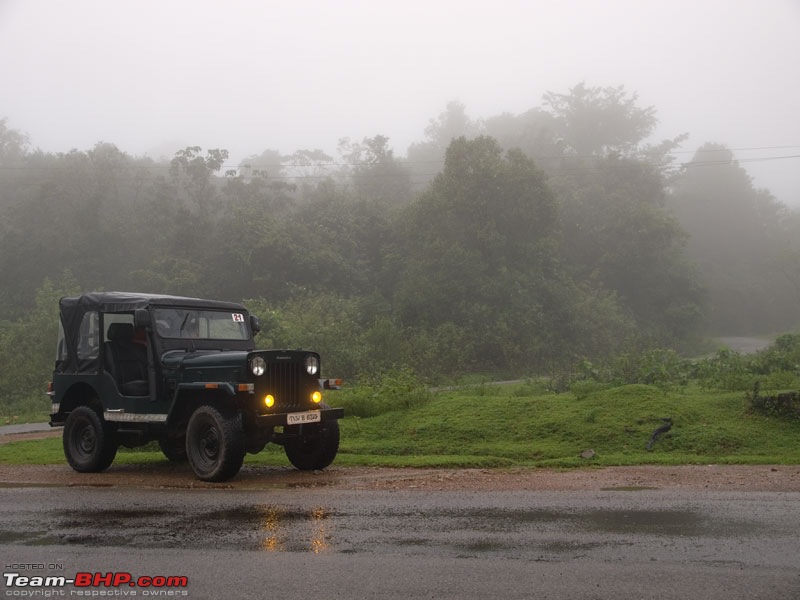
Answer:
258;505;331;554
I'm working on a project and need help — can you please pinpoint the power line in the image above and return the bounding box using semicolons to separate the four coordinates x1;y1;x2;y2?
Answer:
1;145;799;173
680;154;800;168
0;152;797;184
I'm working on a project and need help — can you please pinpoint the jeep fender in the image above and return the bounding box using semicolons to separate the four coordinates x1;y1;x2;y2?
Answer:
165;382;254;428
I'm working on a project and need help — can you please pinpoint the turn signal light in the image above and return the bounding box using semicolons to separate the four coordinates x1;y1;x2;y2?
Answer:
264;394;275;408
311;391;322;404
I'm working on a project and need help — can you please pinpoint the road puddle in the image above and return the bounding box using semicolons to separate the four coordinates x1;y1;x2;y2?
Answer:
1;504;335;553
600;486;659;491
0;502;765;557
582;509;705;536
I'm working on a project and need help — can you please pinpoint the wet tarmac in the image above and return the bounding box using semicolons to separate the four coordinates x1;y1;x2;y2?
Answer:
1;486;799;598
0;423;52;435
0;488;781;556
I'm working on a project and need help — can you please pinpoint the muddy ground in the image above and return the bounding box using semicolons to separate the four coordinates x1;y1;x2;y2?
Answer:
2;463;796;492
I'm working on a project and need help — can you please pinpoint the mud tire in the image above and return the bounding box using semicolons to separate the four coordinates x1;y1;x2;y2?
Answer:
284;405;340;471
186;405;245;482
63;406;118;473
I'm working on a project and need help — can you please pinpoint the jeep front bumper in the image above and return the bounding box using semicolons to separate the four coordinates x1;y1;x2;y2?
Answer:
256;407;344;427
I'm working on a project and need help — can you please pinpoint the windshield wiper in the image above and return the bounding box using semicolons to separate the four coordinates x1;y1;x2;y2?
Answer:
179;312;196;352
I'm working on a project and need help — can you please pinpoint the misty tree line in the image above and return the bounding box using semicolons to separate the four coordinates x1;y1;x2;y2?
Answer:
2;83;800;409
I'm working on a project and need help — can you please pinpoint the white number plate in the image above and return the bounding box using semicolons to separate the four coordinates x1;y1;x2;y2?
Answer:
287;411;321;425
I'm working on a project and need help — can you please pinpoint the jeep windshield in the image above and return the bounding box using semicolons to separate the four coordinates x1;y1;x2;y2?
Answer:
154;308;250;340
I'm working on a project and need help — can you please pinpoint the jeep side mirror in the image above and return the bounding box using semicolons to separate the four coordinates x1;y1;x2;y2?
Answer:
134;308;152;329
250;315;261;335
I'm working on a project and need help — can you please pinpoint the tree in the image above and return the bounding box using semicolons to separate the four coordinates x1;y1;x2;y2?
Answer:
405;101;479;190
668;144;799;334
478;84;705;346
0;143;156;315
338;134;412;206
483;108;564;171
551;153;705;345
238;148;285;180
0;118;29;164
541;82;657;157
395;136;578;370
169;146;229;211
282;148;335;197
0;274;80;414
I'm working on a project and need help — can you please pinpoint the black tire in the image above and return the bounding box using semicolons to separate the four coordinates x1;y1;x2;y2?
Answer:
186;405;245;482
63;406;118;473
158;436;187;462
284;406;340;471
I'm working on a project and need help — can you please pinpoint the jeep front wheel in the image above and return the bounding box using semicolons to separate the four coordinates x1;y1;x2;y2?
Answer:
284;409;340;471
63;406;118;473
186;405;245;482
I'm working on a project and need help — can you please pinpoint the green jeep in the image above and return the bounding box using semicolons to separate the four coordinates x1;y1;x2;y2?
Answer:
48;292;343;482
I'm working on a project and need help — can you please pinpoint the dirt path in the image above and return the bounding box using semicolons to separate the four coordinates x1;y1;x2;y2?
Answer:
1;461;799;492
0;428;60;444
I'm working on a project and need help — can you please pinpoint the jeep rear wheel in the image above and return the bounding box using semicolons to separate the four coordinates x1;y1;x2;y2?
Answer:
63;406;118;473
284;407;340;471
186;405;245;482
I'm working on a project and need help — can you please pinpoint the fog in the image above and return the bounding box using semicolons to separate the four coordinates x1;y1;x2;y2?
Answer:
1;0;798;204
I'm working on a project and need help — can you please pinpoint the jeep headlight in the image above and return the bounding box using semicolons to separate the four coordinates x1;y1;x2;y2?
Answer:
305;355;319;376
250;356;266;376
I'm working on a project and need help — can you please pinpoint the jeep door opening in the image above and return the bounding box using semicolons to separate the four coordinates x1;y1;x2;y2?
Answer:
48;292;344;482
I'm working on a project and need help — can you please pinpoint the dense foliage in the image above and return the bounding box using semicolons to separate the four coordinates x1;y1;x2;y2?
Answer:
1;83;799;415
566;333;800;409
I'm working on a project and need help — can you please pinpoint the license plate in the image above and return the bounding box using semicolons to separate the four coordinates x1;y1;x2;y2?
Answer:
286;411;321;425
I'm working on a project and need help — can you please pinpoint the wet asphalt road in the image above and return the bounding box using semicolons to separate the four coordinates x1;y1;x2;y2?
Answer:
1;486;799;599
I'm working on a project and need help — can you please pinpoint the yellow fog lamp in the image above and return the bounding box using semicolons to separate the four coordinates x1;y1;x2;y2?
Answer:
311;391;322;404
264;394;275;408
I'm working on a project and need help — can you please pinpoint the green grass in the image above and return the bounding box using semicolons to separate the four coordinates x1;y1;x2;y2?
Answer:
3;383;800;468
1;409;50;426
331;383;800;467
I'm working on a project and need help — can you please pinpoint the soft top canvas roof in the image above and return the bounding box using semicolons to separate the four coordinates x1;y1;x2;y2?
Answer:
56;293;253;374
60;292;247;315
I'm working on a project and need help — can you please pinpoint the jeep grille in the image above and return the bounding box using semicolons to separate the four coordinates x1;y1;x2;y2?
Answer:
266;361;306;411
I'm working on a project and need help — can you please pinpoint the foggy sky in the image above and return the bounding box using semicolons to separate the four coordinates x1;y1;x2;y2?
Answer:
1;0;798;204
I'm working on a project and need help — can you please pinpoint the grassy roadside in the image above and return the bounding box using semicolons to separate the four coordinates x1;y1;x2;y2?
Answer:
1;410;50;426
331;382;800;468
2;382;799;468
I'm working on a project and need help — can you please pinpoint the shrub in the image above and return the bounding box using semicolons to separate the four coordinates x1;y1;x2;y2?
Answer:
750;333;800;375
747;382;800;420
694;348;755;391
565;349;691;393
334;367;431;417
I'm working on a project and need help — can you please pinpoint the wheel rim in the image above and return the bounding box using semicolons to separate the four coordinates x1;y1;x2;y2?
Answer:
74;419;96;456
186;406;245;481
196;421;220;465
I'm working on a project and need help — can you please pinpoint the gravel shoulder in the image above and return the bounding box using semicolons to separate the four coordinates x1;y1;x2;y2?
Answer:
2;428;799;492
1;461;799;492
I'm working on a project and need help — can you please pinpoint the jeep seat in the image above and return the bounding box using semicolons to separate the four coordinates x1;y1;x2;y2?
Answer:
104;323;149;397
